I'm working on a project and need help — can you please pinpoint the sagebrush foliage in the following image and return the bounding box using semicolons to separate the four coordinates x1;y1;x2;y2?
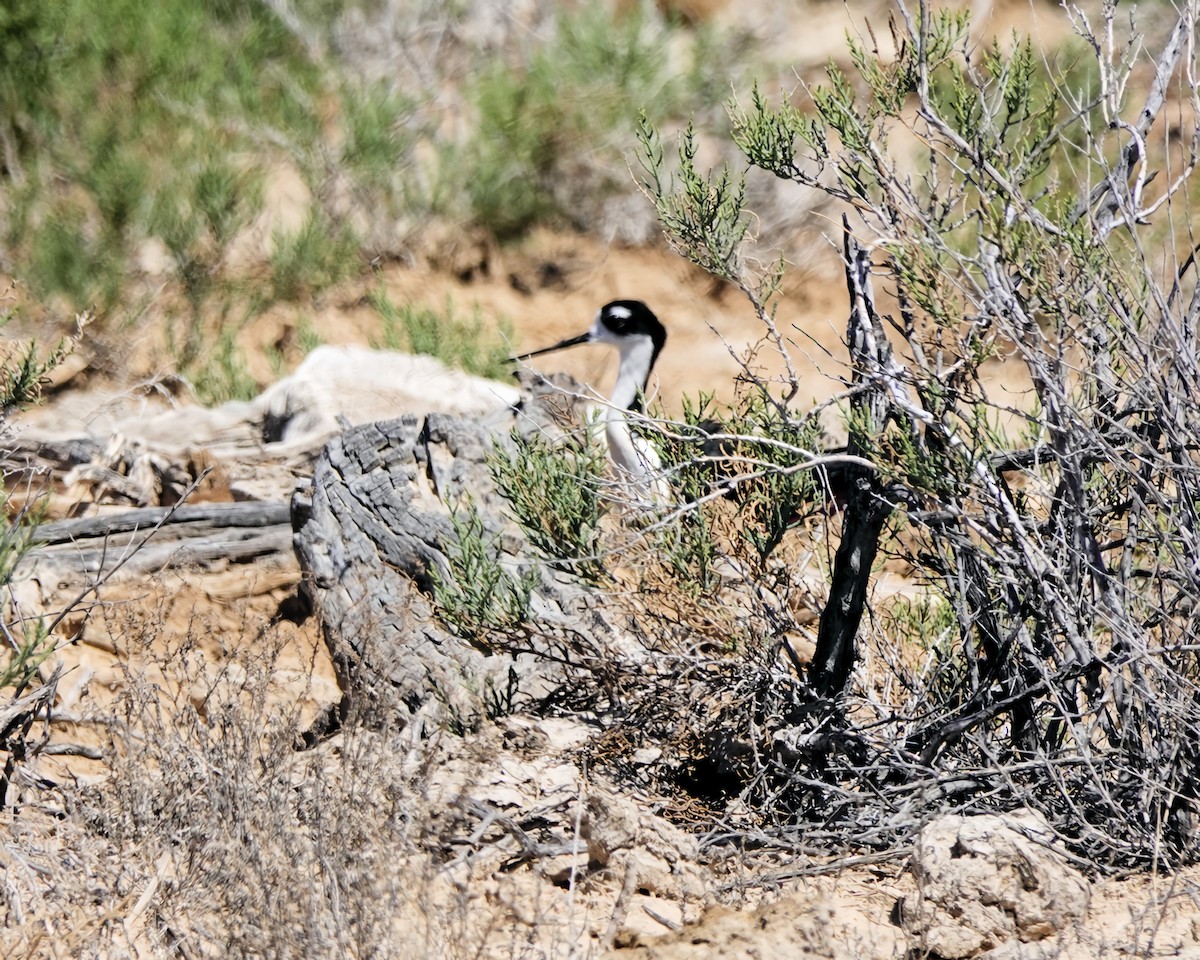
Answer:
624;6;1200;869
431;500;537;641
488;427;608;582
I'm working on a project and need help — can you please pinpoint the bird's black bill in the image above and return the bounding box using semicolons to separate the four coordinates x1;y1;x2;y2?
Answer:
508;332;591;363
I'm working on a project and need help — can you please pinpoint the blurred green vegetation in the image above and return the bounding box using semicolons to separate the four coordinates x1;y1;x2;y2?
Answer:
462;1;701;239
0;0;747;395
368;289;513;381
1;0;322;309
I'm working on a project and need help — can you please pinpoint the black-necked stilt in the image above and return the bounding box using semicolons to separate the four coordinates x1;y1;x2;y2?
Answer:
510;300;670;504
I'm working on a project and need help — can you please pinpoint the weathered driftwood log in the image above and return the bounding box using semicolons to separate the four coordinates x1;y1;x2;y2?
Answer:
33;502;291;542
291;377;589;732
17;500;294;584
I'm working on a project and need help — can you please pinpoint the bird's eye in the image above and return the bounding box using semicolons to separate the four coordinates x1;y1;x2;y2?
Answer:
602;303;636;334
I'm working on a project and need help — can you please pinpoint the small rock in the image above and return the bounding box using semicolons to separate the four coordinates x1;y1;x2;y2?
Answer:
583;778;705;900
898;811;1090;959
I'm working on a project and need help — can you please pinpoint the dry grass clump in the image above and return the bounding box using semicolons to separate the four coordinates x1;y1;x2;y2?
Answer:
1;587;587;960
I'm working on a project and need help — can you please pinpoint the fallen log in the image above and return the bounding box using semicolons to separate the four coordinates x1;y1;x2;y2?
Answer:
16;500;294;583
291;381;588;732
31;501;291;544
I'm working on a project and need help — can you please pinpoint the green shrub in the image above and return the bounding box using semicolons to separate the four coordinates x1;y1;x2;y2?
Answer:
0;492;52;692
1;0;324;313
270;211;361;303
338;81;423;193
368;290;511;380
0;301;73;785
639;2;1200;869
431;501;538;642
489;428;607;581
459;1;721;238
187;328;258;406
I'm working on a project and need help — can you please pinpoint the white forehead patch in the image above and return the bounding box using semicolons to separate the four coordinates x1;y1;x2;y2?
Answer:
606;304;632;320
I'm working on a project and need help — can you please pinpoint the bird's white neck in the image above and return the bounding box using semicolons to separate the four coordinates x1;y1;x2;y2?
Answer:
601;333;668;505
609;334;657;411
603;412;669;506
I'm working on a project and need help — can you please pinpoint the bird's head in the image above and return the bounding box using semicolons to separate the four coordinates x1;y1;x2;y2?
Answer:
509;300;666;394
